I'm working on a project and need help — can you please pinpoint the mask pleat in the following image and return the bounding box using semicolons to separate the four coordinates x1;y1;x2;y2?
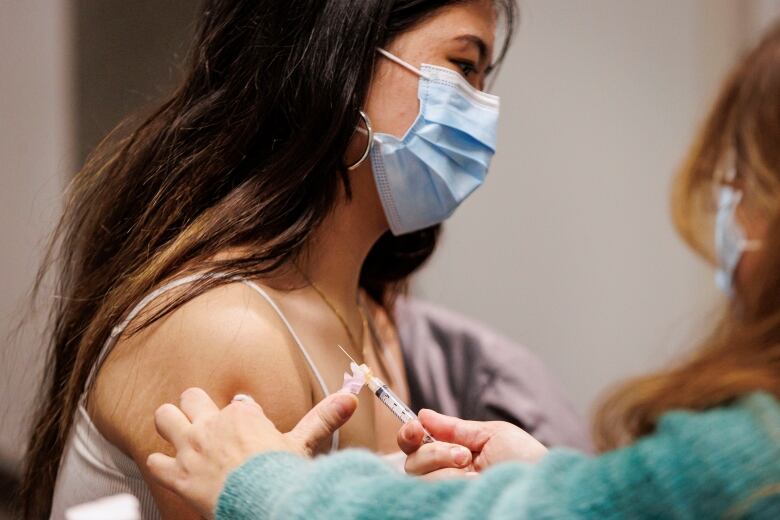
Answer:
368;49;500;235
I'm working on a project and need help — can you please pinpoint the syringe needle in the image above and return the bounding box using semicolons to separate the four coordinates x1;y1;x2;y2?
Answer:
338;344;434;442
337;344;358;365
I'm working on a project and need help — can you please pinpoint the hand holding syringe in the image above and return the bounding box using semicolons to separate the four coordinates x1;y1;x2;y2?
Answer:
338;345;435;444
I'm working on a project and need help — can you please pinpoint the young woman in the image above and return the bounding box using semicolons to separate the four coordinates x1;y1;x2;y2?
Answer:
147;18;780;520
20;1;517;518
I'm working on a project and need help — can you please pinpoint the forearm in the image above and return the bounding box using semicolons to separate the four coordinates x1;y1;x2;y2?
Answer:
216;449;527;520
215;448;673;520
215;395;780;519
216;426;763;520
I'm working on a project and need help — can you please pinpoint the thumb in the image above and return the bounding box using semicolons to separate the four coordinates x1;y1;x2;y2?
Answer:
288;392;358;454
418;409;491;451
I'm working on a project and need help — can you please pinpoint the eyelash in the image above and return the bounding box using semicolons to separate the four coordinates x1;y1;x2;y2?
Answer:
452;59;477;78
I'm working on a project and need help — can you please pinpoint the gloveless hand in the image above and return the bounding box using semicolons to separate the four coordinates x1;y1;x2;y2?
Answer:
147;388;358;519
397;409;548;479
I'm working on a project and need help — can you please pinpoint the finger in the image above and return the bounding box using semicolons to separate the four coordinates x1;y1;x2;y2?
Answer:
154;403;191;448
418;409;490;451
179;387;219;422
288;393;358;454
404;441;472;476
397;420;425;455
223;392;274;431
146;452;180;491
231;394;266;417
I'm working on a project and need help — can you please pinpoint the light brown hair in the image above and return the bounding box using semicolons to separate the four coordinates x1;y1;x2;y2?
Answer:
19;1;518;517
594;21;780;450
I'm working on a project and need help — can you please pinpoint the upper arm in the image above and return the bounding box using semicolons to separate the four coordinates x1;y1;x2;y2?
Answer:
93;282;314;519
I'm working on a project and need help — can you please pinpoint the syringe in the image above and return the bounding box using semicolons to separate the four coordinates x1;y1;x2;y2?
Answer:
338;345;435;444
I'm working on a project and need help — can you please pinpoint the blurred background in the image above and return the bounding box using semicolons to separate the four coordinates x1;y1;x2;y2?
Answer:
1;0;779;512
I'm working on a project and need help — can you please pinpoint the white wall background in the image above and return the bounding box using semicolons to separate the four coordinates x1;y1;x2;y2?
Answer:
0;1;73;464
1;1;778;467
745;0;780;36
416;0;775;414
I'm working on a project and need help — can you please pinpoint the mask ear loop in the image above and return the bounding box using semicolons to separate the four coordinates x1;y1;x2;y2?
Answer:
712;150;738;205
719;152;764;252
376;48;429;79
346;110;373;170
346;49;423;171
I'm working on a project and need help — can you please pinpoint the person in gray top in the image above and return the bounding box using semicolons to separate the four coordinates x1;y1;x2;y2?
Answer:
395;297;592;452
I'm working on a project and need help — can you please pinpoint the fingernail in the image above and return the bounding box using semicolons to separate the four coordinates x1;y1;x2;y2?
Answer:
451;447;470;467
232;394;253;403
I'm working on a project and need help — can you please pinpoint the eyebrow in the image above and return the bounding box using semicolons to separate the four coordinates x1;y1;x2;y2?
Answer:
453;34;495;74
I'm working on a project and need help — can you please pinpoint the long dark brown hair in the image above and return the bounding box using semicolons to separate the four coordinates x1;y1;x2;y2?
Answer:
594;21;780;450
20;0;517;517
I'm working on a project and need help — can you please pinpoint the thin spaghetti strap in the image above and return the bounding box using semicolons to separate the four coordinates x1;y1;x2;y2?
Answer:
240;279;340;453
84;272;225;393
83;272;340;452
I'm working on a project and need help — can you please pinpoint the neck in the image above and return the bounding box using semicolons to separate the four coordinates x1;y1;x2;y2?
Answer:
298;164;387;310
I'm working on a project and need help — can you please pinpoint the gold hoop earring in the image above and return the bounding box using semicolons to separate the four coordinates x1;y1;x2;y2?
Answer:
346;110;373;170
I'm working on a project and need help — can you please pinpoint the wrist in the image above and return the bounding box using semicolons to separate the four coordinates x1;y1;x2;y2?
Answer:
215;452;307;520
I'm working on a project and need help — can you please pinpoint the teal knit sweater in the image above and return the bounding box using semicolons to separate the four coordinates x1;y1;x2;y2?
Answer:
216;393;780;519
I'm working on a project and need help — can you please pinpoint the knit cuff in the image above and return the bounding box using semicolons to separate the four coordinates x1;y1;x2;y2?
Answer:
215;451;308;520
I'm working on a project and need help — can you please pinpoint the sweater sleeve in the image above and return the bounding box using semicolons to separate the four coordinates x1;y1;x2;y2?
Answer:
216;394;780;520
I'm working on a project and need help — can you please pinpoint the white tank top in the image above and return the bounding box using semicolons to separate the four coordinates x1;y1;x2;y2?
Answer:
49;274;342;520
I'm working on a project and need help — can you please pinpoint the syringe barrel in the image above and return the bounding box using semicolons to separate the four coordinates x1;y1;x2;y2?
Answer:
370;377;435;443
375;383;418;424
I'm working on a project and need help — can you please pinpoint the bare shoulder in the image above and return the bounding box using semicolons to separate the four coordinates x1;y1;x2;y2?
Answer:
91;280;313;518
94;280;314;443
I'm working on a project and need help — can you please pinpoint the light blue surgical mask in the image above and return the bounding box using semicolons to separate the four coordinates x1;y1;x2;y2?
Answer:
369;48;500;235
715;185;761;295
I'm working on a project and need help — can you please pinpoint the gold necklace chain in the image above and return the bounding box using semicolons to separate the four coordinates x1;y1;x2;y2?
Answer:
297;267;369;362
